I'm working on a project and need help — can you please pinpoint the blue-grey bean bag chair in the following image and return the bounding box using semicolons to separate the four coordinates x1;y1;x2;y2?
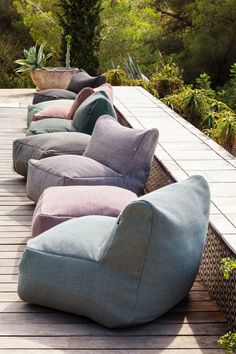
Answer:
18;175;210;328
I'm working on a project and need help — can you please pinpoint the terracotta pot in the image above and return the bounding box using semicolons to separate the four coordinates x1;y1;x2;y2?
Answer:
30;67;79;91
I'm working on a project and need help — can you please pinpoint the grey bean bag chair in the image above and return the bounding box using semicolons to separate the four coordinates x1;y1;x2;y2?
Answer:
26;115;159;201
13;132;91;178
18;175;210;328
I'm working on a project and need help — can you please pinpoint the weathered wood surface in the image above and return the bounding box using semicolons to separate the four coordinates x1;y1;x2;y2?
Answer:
0;91;227;352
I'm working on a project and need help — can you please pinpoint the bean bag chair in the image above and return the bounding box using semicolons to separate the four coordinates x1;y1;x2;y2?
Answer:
18;175;210;328
26;115;159;202
13;132;90;178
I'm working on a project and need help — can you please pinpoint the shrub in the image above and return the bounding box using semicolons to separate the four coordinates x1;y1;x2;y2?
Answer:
150;63;184;98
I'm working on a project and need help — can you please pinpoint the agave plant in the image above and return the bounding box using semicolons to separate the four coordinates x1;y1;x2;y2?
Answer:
124;55;149;82
14;43;53;73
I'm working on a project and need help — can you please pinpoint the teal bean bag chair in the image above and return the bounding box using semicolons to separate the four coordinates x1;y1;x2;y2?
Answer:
18;176;210;328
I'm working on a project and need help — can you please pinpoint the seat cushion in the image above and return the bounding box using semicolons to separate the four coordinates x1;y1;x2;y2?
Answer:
72;91;117;134
27;118;76;136
27;100;73;127
67;71;107;93
32;185;137;236
33;89;76;105
26;155;122;202
13;132;90;178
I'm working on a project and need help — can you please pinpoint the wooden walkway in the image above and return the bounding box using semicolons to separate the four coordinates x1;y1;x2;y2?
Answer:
0;90;228;353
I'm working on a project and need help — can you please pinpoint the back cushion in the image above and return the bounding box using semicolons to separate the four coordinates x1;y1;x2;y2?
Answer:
72;91;117;135
33;89;76;104
94;83;113;102
67;71;107;94
68;87;94;119
84;115;158;175
27;100;73;127
32;106;70;121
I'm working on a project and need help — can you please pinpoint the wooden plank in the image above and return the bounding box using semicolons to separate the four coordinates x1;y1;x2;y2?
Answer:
0;335;223;349
0;350;224;354
0;322;228;336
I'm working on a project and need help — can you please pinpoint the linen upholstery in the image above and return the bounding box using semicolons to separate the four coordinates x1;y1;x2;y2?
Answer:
33;88;76;105
27;118;76;136
32;186;137;236
26;115;158;202
13;132;90;178
72;91;117;134
27;100;73;127
18;175;210;328
32;106;70;122
67;71;107;93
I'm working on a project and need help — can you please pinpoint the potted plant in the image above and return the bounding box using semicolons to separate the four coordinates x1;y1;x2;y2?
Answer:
14;41;79;91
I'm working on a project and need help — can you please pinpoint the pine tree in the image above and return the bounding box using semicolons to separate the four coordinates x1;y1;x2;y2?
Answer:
59;0;102;74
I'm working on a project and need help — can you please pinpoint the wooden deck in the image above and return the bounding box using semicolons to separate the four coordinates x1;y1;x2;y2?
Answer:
0;90;228;353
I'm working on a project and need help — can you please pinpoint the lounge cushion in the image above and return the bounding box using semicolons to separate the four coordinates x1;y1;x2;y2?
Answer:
72;91;117;134
27;118;76;136
19;176;210;327
27;100;73;127
67;71;107;93
32;106;70;122
32;186;137;236
13;132;90;178
26;155;121;202
33;89;76;105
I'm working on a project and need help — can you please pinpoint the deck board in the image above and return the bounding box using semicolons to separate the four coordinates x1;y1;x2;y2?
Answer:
0;92;227;352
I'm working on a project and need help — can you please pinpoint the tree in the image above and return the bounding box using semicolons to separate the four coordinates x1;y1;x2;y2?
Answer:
13;0;62;63
59;0;102;74
0;0;33;87
99;0;161;75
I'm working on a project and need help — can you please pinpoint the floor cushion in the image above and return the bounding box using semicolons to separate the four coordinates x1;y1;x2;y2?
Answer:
68;87;94;119
13;132;90;178
32;185;137;236
32;106;70;122
27;118;76;136
67;71;107;93
94;83;113;102
33;89;76;105
27;100;73;127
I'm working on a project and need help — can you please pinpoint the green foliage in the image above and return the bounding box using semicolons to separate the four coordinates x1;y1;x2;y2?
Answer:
124;56;149;81
104;68;158;97
100;0;161;75
163;86;236;151
13;0;62;63
196;73;212;91
14;43;53;73
220;258;236;280
0;0;33;87
217;63;236;111
150;63;184;98
181;0;236;85
219;332;236;354
59;0;102;74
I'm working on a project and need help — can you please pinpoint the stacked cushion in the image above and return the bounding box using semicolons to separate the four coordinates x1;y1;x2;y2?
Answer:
13;132;90;178
32;186;137;236
27;91;116;136
26;115;158;202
